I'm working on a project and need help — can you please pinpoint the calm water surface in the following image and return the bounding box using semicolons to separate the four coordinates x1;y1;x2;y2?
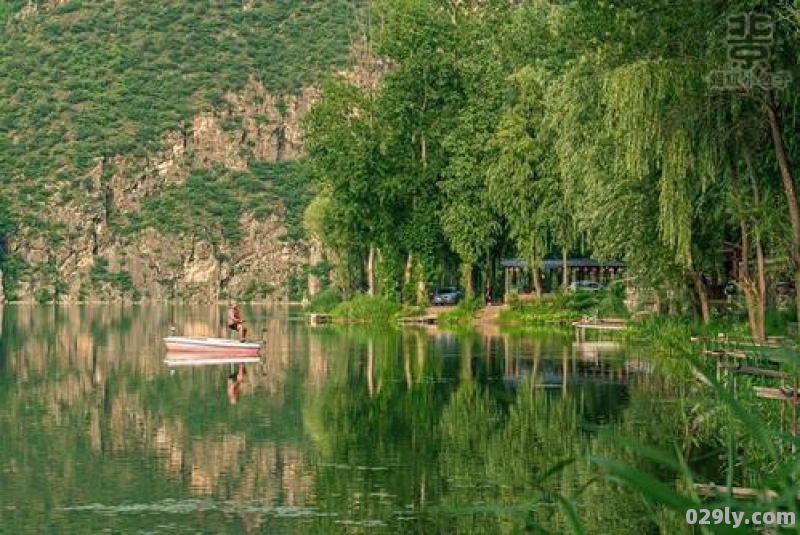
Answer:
0;304;686;533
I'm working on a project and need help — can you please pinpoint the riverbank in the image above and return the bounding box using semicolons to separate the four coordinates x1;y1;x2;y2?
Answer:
306;291;799;348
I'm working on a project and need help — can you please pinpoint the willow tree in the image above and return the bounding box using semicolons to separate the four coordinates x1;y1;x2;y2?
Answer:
487;68;557;297
749;4;800;328
707;3;800;328
601;60;724;321
439;4;510;298
540;2;734;321
722;109;789;341
302;190;364;295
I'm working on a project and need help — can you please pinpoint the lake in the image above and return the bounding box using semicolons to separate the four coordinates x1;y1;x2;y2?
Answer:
0;304;691;533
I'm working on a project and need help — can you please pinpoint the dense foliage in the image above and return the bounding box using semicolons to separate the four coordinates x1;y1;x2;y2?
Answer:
304;0;800;339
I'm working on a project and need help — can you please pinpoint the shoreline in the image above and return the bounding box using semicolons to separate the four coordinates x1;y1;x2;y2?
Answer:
0;300;307;306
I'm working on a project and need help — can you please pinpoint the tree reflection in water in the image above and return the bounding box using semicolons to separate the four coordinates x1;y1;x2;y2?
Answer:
0;305;695;533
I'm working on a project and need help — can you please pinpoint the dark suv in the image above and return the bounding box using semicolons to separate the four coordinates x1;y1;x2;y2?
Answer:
431;287;463;306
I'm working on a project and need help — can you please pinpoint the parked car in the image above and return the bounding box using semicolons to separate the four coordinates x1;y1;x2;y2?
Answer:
431;287;463;305
568;280;602;292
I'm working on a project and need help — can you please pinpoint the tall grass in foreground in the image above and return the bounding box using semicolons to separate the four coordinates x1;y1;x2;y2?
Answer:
546;341;800;533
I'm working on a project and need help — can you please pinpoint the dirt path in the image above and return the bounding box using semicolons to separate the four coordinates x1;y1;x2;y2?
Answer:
474;304;507;325
423;304;508;329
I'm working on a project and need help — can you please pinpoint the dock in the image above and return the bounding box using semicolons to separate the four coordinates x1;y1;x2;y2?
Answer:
690;335;792;348
398;315;437;325
754;386;800;405
572;318;627;330
693;483;781;501
702;349;749;360
716;362;788;379
572;318;627;341
307;313;332;325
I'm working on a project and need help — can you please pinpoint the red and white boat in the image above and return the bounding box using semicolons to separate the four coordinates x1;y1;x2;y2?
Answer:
163;336;262;357
164;351;262;366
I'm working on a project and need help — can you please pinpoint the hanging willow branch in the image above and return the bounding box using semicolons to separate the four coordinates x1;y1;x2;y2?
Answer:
603;59;718;268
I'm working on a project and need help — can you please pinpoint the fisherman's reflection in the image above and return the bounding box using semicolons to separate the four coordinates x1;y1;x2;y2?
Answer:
227;363;246;404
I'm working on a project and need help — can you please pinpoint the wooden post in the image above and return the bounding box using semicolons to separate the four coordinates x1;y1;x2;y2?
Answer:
504;267;509;301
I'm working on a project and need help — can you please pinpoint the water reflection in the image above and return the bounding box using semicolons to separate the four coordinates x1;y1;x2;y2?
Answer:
227;363;247;404
0;304;687;533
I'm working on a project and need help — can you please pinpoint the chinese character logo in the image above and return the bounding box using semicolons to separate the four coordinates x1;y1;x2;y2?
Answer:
727;13;773;71
708;12;791;92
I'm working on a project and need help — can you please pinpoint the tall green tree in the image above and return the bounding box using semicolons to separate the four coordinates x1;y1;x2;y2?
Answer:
303;79;382;294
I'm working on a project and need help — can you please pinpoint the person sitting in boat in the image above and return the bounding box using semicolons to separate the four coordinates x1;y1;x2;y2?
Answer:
227;301;248;340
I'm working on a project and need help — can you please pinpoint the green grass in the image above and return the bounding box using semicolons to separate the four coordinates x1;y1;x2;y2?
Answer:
499;298;583;327
500;287;629;327
331;295;403;324
437;297;483;327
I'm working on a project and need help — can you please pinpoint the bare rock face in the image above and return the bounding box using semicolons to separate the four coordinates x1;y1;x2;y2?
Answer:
6;81;323;303
15;0;70;20
228;81;320;162
2;38;383;302
191;114;248;171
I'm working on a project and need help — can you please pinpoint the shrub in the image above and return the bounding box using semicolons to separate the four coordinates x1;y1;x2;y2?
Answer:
308;288;343;312
331;295;402;323
438;298;483;327
35;288;53;303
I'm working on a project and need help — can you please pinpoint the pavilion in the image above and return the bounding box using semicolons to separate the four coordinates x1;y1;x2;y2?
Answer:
501;257;627;296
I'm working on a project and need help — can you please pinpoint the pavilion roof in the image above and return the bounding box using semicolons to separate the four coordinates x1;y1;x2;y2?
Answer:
501;258;626;270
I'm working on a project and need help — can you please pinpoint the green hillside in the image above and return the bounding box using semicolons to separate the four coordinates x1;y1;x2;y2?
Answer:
0;1;363;299
0;0;360;229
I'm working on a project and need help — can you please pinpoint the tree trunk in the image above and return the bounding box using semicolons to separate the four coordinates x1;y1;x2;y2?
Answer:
754;240;767;341
532;266;542;297
731;144;768;341
765;90;800;327
403;252;413;285
740;225;757;338
421;134;427;169
562;249;569;290
527;245;542;298
416;258;428;305
463;262;474;299
403;251;413;303
742;140;769;341
367;244;376;296
691;272;710;325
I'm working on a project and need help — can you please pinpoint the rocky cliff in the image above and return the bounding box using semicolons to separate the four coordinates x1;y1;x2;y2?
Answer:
6;82;318;303
0;1;364;303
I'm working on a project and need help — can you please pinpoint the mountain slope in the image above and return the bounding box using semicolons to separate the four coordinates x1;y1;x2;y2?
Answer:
0;0;364;302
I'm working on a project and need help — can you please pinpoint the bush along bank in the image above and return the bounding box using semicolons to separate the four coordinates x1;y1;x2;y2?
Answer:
499;286;630;328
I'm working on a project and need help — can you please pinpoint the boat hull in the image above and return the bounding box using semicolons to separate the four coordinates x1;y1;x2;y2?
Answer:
164;352;262;366
163;336;262;357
